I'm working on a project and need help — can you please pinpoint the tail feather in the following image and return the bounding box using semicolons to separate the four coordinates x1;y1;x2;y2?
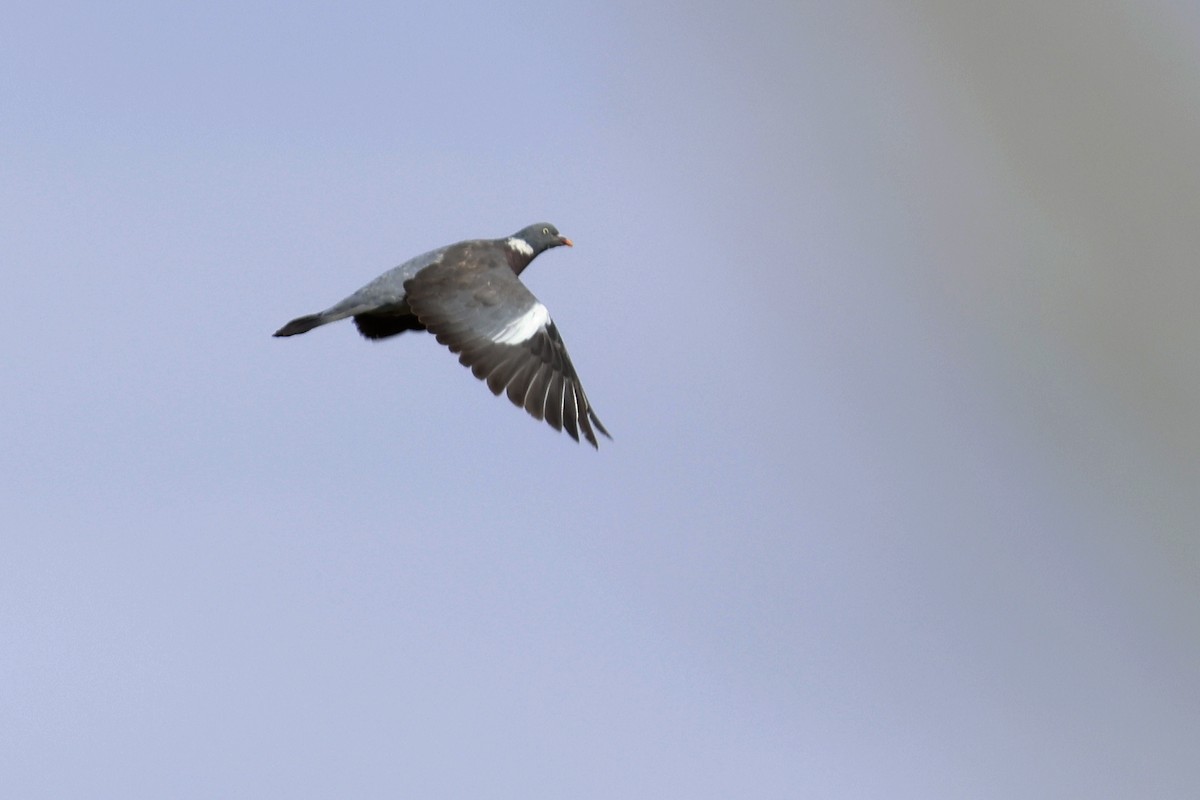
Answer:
273;313;326;337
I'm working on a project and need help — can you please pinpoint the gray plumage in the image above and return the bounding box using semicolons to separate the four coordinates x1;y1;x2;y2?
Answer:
273;223;610;447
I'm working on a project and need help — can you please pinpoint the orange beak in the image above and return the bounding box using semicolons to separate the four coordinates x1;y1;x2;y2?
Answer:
560;236;574;247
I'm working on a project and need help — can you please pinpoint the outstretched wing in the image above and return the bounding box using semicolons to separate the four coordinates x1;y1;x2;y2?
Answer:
403;244;610;447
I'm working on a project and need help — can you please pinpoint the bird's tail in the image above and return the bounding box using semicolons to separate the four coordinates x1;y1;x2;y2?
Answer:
273;313;328;337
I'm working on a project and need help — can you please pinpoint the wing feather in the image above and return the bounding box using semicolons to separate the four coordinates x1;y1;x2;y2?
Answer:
403;244;610;447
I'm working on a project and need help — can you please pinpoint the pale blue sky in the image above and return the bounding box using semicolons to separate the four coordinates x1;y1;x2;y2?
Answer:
3;2;1199;797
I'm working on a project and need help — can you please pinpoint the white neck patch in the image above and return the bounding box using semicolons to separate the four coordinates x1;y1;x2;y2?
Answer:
506;237;534;257
493;302;549;345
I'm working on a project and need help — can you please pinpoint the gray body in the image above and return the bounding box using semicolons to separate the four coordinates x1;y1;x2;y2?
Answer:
273;244;452;338
273;223;611;447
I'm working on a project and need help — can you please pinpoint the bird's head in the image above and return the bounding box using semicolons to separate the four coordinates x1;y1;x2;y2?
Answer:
511;222;573;255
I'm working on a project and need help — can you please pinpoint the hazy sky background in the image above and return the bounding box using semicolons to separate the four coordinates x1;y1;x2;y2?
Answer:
3;1;1198;797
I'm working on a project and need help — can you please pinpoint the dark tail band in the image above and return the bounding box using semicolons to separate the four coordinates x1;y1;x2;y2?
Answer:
273;313;325;337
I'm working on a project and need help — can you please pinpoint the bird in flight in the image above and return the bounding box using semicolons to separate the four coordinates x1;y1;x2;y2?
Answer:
274;223;610;448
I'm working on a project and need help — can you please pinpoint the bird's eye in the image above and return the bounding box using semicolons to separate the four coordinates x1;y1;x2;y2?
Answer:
542;227;549;235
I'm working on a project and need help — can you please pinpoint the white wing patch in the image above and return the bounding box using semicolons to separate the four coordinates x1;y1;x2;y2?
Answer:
492;302;549;345
505;237;534;257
